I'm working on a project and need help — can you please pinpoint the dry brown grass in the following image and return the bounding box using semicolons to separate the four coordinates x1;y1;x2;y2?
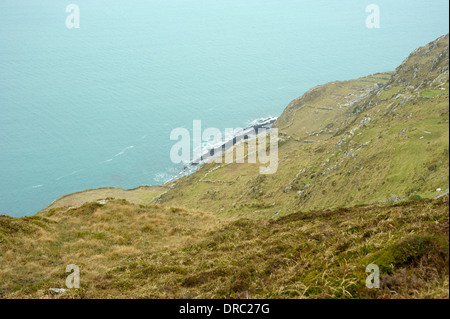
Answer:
0;200;219;298
0;197;447;299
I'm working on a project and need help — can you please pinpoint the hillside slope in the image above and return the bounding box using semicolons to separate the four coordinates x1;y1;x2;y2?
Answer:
36;35;449;219
1;197;448;298
157;34;449;219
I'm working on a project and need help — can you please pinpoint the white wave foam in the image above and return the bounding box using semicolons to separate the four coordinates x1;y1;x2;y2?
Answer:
101;145;135;164
56;169;84;181
113;145;135;158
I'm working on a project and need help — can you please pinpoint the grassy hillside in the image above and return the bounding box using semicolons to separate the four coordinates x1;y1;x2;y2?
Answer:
0;35;448;299
39;186;167;214
1;200;219;298
1;197;448;298
156;34;449;218
34;35;449;219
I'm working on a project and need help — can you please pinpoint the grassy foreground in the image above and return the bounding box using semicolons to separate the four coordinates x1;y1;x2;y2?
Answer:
0;196;448;298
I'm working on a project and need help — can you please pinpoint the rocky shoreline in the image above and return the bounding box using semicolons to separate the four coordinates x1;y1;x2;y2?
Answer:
167;116;278;183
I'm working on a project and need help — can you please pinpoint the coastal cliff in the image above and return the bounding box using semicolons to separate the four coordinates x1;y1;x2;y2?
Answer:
1;35;448;299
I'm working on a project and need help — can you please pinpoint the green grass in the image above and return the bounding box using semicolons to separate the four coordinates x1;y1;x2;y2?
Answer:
378;86;404;100
420;88;449;98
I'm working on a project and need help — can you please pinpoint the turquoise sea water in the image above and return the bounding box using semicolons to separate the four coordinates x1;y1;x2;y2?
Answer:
0;0;448;217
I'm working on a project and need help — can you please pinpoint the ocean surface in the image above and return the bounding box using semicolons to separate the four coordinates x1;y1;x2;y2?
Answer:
0;0;448;217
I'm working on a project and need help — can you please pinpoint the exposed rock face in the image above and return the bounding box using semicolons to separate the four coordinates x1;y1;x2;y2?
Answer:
275;34;449;135
389;34;449;88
